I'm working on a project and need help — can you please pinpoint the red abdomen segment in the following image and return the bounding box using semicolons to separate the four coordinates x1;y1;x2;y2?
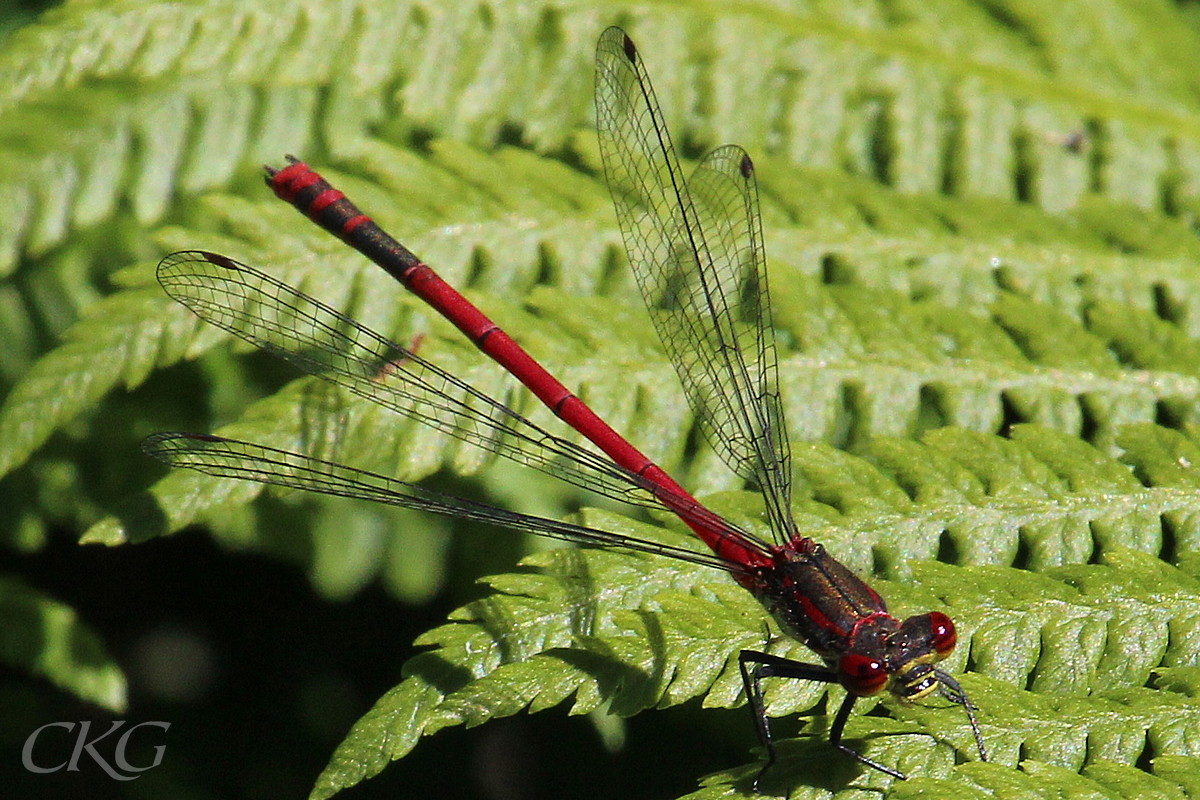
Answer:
266;158;771;571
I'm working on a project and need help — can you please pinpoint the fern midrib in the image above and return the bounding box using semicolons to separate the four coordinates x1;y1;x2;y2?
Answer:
826;486;1186;548
783;353;1200;399
758;10;1200;137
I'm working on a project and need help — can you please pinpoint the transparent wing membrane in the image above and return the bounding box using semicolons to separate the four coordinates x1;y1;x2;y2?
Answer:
143;432;733;572
594;29;794;540
158;252;659;508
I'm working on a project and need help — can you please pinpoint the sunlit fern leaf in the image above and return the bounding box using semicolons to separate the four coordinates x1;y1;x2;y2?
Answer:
4;2;1200;798
2;0;1200;273
307;522;1200;798
12;150;1200;507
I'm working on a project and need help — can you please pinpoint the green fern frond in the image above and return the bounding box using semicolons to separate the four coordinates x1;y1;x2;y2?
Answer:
5;2;1200;798
306;533;1200;798
15;141;1200;494
4;0;1200;275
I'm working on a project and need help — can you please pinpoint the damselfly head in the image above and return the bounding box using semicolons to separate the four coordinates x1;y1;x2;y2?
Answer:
885;611;959;699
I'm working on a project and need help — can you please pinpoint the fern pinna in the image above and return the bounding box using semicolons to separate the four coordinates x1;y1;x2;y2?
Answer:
142;27;992;790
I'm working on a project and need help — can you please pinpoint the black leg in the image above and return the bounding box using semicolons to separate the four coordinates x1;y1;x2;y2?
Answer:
738;649;908;788
827;691;906;780
935;669;988;763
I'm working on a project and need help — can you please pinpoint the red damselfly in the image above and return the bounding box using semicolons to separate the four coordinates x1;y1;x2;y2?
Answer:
144;26;987;786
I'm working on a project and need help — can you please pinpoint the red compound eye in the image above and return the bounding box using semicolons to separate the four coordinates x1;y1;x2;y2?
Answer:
927;611;957;658
838;654;889;696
